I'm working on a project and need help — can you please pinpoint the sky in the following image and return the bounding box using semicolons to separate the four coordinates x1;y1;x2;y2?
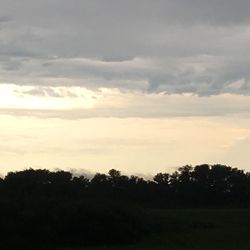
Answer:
0;0;250;175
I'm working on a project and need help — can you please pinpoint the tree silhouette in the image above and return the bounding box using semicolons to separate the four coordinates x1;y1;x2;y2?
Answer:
1;164;250;248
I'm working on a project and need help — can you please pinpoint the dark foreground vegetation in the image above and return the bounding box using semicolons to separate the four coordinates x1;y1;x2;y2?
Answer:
1;164;250;249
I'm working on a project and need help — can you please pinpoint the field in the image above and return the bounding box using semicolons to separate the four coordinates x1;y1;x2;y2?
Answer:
50;208;250;250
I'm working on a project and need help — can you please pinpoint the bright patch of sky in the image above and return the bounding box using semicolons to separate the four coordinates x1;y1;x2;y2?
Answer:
1;1;250;174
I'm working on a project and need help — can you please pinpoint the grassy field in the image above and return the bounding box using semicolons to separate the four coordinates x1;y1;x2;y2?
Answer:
51;208;250;250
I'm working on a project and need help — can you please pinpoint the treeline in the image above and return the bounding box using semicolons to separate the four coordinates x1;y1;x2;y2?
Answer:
1;164;250;248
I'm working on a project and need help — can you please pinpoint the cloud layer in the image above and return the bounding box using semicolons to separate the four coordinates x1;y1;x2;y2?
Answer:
1;0;250;95
0;85;250;119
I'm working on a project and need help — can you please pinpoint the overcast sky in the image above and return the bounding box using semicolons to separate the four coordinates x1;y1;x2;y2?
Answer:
0;1;250;175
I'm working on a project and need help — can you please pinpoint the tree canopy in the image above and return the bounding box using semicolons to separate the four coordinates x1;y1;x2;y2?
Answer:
1;164;250;249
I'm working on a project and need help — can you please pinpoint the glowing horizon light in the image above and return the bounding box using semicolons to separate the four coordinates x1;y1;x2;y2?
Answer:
0;84;100;110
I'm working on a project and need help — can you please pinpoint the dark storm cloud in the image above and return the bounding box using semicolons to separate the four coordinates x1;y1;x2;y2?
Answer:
1;0;250;95
0;16;11;24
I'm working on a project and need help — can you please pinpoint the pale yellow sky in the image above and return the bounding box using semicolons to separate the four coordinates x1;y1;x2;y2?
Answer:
0;85;250;175
1;1;250;176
